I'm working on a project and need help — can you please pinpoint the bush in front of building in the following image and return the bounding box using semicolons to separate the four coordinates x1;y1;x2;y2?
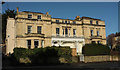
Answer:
82;43;111;56
56;47;72;63
13;47;72;65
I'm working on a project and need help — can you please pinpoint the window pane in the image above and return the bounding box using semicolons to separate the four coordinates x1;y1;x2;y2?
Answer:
63;29;64;35
56;28;59;35
73;29;76;36
65;21;67;23
34;40;39;48
28;26;32;33
73;21;76;24
96;21;98;25
65;28;68;36
56;20;59;23
27;40;31;49
37;15;41;19
37;26;42;34
97;31;99;36
28;14;32;19
90;20;92;24
91;30;93;36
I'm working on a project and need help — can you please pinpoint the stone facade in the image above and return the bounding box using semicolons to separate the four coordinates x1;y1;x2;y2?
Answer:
6;8;106;55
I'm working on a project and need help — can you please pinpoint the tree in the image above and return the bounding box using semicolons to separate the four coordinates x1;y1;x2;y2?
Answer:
2;9;16;43
107;33;115;49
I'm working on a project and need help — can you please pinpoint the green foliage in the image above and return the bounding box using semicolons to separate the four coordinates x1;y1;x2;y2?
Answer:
82;43;111;56
13;47;72;65
57;47;72;63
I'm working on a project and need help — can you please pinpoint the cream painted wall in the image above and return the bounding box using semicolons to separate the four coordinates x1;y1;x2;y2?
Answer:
6;11;107;54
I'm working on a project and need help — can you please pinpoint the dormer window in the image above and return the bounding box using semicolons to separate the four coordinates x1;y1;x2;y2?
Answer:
90;20;92;24
56;20;59;23
73;21;76;24
28;14;32;19
37;15;41;19
65;21;67;23
96;21;98;25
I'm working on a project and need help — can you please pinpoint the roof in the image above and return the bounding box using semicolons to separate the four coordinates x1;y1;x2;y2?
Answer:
81;16;102;21
22;11;44;14
52;17;75;21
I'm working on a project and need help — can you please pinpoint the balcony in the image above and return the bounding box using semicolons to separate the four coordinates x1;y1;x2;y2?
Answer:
52;34;84;39
25;33;45;37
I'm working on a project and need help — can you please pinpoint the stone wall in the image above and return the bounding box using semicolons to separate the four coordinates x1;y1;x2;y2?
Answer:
83;55;120;63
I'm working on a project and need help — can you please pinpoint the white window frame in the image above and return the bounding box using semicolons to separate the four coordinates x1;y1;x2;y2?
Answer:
27;26;32;33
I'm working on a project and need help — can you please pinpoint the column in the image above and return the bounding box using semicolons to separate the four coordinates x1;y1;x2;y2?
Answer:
31;39;34;49
39;40;41;48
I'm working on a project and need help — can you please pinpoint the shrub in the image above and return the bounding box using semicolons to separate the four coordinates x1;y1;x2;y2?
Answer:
82;43;111;56
13;47;72;65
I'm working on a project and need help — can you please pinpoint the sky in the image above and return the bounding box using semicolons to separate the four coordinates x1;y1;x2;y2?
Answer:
2;2;119;37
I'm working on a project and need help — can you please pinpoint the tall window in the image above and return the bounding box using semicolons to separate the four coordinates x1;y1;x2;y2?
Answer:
65;28;68;36
73;21;76;24
37;15;41;19
73;29;76;36
96;21;98;25
65;21;67;24
69;29;71;36
56;20;59;23
63;29;64;36
34;40;39;48
28;14;32;19
91;30;93;36
97;31;99;36
56;28;60;35
37;26;42;34
90;20;92;24
27;40;31;49
27;26;32;33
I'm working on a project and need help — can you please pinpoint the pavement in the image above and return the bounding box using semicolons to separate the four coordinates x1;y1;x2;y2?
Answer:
2;61;120;70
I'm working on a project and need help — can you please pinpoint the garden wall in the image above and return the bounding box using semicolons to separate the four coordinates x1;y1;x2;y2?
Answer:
83;55;120;63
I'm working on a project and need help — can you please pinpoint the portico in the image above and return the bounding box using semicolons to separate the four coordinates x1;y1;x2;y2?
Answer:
52;37;85;55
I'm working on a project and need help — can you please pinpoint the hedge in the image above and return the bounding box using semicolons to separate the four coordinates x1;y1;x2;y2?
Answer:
82;43;111;56
13;47;72;65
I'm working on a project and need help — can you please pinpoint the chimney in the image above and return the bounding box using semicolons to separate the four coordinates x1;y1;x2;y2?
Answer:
75;16;80;20
46;12;49;15
17;7;19;14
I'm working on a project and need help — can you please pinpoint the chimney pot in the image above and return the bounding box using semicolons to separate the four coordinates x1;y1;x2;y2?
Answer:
17;7;19;13
46;12;49;15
